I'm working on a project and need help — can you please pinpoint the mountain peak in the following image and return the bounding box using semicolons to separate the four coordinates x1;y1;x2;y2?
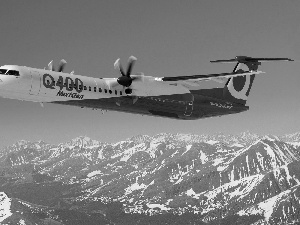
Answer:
128;134;151;144
239;130;259;138
15;140;30;146
262;135;280;142
280;132;300;142
74;136;93;142
64;136;101;148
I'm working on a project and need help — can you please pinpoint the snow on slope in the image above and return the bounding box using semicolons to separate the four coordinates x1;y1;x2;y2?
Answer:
0;192;12;223
1;132;300;224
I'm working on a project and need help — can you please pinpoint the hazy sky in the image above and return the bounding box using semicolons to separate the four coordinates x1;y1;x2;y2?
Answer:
0;0;299;148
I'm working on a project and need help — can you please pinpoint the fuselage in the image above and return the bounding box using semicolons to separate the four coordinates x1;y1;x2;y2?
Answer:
0;65;248;120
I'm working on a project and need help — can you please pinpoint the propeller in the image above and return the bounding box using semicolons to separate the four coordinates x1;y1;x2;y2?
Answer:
113;56;144;89
111;56;145;104
47;59;67;72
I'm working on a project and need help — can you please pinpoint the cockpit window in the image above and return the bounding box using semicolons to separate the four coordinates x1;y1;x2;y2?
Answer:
0;69;7;74
6;70;20;76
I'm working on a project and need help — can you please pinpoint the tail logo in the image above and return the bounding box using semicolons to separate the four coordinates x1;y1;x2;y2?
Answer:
227;63;254;101
227;75;251;100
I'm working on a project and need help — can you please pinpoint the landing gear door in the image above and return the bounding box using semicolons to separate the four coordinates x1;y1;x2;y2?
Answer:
29;70;41;95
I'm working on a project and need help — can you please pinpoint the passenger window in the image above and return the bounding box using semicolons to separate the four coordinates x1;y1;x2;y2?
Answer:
99;88;102;92
89;87;91;91
109;90;112;94
84;86;87;90
105;89;107;93
120;91;122;95
115;90;117;95
94;87;96;92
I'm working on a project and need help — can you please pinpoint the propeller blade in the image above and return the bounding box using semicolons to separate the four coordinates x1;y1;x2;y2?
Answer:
58;59;67;72
123;88;138;104
126;56;137;77
132;95;138;104
114;58;126;76
48;60;54;71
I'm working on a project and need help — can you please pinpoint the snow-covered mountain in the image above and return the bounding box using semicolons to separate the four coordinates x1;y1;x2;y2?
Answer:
0;132;300;224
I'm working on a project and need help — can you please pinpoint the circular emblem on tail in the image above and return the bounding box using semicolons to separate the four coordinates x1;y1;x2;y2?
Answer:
228;75;251;100
226;63;255;101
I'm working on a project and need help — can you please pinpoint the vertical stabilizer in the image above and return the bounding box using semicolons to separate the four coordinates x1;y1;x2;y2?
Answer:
210;56;293;105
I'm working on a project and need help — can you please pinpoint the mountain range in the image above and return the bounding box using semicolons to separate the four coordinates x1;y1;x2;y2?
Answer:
0;132;300;224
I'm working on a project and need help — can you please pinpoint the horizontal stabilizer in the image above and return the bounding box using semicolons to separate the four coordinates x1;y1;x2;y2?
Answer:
211;56;293;63
161;70;264;82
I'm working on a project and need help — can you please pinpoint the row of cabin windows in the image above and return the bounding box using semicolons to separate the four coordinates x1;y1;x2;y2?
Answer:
44;80;123;95
47;80;123;95
82;86;123;95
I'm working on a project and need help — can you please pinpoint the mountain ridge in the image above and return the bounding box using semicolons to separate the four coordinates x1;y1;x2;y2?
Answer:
1;131;300;224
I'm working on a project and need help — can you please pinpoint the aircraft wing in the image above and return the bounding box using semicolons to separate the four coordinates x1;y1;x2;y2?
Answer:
157;70;264;82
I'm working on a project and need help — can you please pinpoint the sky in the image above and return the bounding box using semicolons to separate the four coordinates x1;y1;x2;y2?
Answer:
0;0;299;148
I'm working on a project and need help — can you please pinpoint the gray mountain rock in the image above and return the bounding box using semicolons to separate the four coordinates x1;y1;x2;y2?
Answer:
1;132;300;224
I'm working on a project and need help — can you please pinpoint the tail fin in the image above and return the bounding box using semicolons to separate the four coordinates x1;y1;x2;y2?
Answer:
211;56;293;105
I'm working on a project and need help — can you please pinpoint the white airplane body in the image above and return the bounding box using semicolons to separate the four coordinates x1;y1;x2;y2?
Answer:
0;56;293;119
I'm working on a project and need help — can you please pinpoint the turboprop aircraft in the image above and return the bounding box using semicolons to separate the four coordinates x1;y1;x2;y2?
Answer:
0;56;293;120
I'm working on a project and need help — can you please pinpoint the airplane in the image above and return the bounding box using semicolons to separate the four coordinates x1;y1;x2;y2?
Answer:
0;56;293;120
